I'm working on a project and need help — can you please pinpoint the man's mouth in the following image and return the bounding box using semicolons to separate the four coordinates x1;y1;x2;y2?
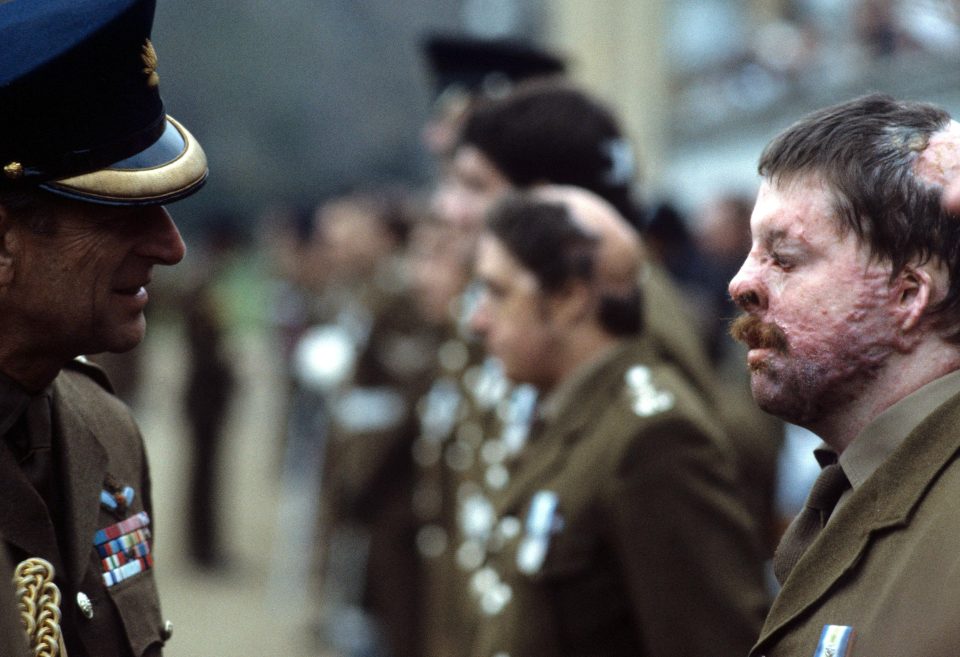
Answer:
729;314;788;352
113;276;151;297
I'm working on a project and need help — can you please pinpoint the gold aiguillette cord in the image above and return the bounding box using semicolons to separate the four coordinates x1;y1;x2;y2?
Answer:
14;558;67;657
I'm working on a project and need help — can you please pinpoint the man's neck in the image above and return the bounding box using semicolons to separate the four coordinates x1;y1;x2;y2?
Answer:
813;344;960;453
547;326;622;392
0;345;65;394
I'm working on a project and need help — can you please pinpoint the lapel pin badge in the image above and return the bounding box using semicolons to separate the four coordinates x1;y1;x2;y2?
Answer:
517;490;561;575
814;624;854;657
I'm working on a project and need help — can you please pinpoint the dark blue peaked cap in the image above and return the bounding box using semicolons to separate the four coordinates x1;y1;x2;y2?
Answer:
0;0;207;205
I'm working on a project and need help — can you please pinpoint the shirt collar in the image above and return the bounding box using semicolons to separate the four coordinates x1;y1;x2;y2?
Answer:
839;369;960;490
0;369;31;438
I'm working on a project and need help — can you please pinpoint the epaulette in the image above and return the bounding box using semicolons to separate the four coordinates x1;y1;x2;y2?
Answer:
63;356;116;394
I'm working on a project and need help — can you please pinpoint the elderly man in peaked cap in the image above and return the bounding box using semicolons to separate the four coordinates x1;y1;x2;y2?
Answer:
0;0;207;655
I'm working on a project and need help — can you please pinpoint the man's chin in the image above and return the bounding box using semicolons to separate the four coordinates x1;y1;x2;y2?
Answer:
99;319;147;355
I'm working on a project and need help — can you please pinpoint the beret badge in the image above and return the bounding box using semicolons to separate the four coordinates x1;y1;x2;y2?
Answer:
141;39;159;88
3;161;23;180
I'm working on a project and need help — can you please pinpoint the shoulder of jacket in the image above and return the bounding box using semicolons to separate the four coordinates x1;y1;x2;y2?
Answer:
61;356;116;395
600;358;728;453
618;360;707;419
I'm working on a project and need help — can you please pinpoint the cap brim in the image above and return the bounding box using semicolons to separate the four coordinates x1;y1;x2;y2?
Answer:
40;115;207;206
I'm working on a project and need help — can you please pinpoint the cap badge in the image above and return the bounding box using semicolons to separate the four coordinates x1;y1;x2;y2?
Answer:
3;161;23;179
141;39;159;88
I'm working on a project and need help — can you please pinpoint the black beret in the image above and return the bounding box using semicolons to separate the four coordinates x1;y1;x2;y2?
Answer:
421;33;566;100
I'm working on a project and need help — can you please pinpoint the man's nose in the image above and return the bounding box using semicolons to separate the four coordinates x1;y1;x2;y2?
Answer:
728;258;765;313
469;292;491;336
135;206;186;265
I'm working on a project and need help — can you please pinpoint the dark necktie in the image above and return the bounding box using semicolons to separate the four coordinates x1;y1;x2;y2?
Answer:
773;461;851;585
20;392;55;508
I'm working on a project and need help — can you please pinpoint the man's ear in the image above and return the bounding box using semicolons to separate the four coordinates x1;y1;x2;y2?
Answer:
548;280;593;326
895;264;935;334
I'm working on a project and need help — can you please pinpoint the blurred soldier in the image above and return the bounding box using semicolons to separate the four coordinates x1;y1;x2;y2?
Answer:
311;189;440;657
0;0;207;654
467;186;768;657
450;77;784;550
730;94;960;656
413;38;569;656
181;220;239;570
416;77;777;654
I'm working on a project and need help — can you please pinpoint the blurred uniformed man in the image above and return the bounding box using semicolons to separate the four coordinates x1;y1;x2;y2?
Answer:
412;37;570;656
442;76;784;554
416;77;777;655
311;189;441;657
0;0;207;654
465;186;768;657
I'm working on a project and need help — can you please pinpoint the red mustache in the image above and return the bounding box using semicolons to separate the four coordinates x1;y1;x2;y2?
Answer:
729;314;788;352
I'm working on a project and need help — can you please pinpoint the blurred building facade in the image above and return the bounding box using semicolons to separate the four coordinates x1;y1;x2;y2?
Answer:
147;0;960;235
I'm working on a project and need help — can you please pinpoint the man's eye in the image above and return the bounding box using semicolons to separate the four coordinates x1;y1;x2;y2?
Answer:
771;252;793;269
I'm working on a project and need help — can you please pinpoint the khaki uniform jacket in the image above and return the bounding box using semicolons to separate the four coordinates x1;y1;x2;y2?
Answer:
0;360;168;657
751;389;960;657
469;339;770;657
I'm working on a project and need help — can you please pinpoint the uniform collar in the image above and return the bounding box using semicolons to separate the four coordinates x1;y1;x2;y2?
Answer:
839;369;960;491
538;340;626;424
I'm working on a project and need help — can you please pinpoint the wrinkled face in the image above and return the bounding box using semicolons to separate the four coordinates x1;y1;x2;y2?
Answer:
470;233;560;389
728;176;902;426
431;145;512;234
6;200;186;359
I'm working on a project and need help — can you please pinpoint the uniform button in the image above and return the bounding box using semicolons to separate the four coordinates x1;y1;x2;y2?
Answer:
161;620;174;641
76;591;94;619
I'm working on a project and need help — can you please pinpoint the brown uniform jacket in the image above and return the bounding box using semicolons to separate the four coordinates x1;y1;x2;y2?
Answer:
320;282;441;657
643;263;784;554
0;360;168;657
469;339;770;657
751;387;960;657
0;537;31;657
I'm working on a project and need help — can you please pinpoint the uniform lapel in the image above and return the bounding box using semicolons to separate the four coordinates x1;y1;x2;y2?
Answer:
493;342;636;516
51;375;108;589
754;392;960;652
493;412;579;516
0;439;63;572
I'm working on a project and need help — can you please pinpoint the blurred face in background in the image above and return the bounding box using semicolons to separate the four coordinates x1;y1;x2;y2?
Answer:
317;199;396;284
409;218;472;326
431;144;512;235
470;232;561;389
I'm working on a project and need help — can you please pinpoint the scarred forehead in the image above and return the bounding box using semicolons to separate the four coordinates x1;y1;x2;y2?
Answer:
914;119;960;188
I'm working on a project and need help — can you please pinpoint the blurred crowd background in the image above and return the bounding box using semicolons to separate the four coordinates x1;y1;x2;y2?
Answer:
96;1;960;656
